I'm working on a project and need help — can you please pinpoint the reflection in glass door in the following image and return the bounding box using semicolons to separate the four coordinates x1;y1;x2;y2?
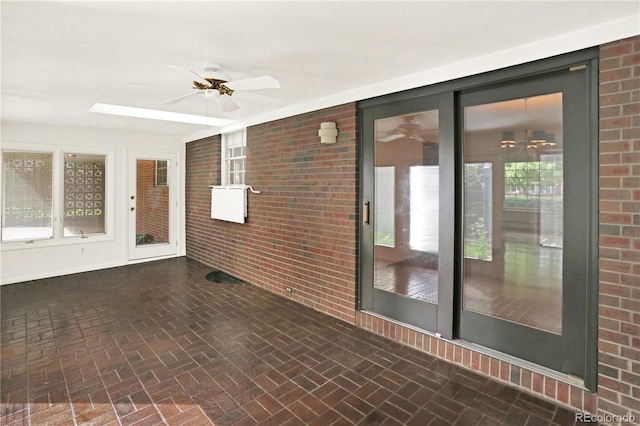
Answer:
128;153;177;260
135;159;169;246
462;93;563;335
374;111;440;304
457;69;592;378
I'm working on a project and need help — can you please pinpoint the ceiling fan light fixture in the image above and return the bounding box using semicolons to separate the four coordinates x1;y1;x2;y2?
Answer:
219;94;240;112
163;64;281;111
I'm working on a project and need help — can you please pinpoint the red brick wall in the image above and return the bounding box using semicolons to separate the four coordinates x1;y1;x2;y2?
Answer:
186;103;358;322
185;37;640;419
597;36;640;421
136;159;169;243
185;136;222;260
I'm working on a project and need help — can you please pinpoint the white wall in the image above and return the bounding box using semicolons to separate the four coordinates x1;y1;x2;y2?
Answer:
0;122;186;284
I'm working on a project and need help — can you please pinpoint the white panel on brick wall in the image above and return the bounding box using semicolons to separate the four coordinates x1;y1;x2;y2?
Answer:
210;186;247;223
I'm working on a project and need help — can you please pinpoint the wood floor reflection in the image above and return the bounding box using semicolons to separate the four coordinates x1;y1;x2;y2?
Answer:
374;234;562;334
374;255;438;304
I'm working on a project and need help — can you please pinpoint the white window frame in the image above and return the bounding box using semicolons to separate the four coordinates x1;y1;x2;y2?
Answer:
62;152;108;238
1;142;115;250
221;128;246;186
155;159;168;186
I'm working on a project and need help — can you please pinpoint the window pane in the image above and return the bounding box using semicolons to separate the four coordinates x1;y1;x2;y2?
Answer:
374;167;395;247
222;129;246;186
1;152;54;241
462;93;563;334
155;160;168;186
63;154;106;237
410;165;439;252
464;163;493;261
136;159;169;245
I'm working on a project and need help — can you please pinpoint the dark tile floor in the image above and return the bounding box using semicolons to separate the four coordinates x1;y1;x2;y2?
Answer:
2;257;586;425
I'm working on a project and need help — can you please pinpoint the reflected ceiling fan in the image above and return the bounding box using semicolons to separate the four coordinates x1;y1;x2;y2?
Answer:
162;64;282;112
378;116;426;143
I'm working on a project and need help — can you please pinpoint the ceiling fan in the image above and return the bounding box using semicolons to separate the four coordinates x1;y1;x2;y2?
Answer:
162;64;282;112
377;116;426;143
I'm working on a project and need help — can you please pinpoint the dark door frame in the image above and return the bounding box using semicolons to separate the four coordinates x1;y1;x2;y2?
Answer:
357;48;599;390
359;93;455;337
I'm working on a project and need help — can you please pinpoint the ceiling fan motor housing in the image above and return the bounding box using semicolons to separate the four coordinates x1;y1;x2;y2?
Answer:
193;79;234;96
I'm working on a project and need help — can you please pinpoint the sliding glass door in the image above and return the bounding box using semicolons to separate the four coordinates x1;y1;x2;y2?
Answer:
358;51;597;387
458;70;592;377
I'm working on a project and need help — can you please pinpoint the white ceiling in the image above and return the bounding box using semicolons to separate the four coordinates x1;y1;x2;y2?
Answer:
2;1;639;142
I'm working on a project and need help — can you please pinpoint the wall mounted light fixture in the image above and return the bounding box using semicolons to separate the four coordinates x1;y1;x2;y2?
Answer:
318;122;338;144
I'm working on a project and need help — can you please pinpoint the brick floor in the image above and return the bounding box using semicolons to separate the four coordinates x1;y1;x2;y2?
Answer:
1;258;588;425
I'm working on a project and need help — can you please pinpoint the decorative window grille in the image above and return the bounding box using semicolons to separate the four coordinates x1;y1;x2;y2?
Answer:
222;129;246;185
63;154;106;237
1;152;54;241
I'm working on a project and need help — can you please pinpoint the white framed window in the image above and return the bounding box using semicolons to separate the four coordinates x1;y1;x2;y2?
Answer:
63;153;106;237
221;129;246;186
155;160;168;186
1;151;54;242
1;144;114;248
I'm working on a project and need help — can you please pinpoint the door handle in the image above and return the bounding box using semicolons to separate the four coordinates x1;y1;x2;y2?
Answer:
130;207;135;211
363;201;370;225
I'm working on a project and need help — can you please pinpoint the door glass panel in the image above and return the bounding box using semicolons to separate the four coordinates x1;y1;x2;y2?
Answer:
136;159;169;246
463;93;563;334
373;110;439;304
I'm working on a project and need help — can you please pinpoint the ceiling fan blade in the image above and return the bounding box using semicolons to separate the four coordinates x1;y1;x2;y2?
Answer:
219;94;240;112
161;91;201;105
225;75;280;91
233;91;285;107
122;82;164;86
168;64;209;86
378;134;405;143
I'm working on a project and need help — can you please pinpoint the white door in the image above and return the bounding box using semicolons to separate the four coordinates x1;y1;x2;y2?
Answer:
128;152;178;260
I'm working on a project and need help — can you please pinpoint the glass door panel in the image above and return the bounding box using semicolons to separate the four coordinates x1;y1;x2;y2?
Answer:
135;159;170;246
374;110;440;304
359;92;454;336
456;67;593;378
128;152;177;260
462;93;563;334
